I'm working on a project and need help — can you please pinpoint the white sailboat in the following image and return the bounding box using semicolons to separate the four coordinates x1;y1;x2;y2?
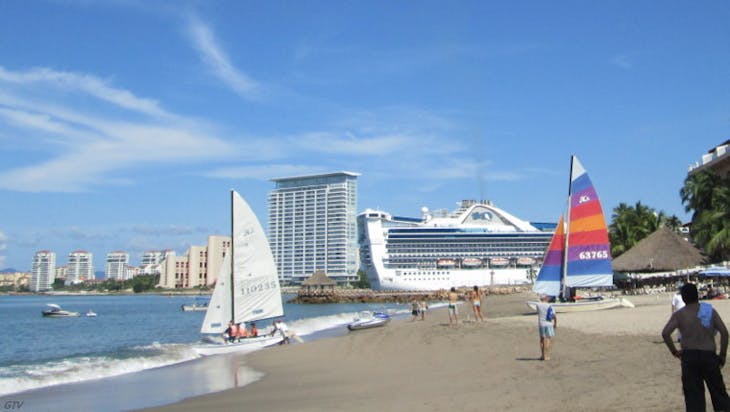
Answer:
194;190;287;356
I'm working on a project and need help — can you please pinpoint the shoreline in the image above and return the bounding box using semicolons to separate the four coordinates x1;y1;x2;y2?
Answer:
5;292;723;411
142;293;710;412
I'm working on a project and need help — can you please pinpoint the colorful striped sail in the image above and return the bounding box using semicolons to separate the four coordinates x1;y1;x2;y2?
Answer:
532;215;565;296
533;156;613;296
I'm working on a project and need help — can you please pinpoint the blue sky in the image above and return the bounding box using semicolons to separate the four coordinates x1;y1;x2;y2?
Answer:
1;1;728;271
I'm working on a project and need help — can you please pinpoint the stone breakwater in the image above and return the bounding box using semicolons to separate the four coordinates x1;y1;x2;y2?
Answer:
289;286;531;304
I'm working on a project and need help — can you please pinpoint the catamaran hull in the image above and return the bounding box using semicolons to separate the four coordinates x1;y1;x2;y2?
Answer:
526;297;634;313
371;267;532;291
194;335;283;356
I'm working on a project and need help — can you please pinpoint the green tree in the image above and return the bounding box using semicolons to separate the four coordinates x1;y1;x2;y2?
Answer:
352;270;371;289
609;201;680;257
682;170;730;262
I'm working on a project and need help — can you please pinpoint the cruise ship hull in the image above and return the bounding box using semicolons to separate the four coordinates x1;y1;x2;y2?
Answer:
371;267;534;291
358;201;553;292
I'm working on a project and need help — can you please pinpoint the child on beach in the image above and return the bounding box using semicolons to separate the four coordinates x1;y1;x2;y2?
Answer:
535;295;556;361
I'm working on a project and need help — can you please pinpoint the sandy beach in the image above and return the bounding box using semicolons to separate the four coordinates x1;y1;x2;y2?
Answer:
142;292;730;412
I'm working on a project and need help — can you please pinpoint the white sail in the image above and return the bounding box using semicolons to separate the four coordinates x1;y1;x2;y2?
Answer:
232;191;284;324
200;252;232;334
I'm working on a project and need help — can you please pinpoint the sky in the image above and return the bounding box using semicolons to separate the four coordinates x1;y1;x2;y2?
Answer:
0;0;728;272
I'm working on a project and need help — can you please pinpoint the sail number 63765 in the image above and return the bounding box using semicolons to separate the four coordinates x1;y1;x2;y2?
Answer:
578;250;609;260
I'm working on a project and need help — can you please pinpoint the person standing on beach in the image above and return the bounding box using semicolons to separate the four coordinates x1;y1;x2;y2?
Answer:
662;283;730;412
673;285;686;342
535;294;556;361
411;300;420;321
419;299;428;321
448;287;459;327
471;286;484;322
673;286;686;314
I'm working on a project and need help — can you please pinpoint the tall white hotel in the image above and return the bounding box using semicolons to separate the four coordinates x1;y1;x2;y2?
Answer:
30;250;56;292
268;171;360;285
66;250;94;285
106;251;129;281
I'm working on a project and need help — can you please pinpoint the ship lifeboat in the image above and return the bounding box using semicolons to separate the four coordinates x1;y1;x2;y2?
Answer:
516;257;536;266
436;258;457;268
489;257;510;267
461;258;483;267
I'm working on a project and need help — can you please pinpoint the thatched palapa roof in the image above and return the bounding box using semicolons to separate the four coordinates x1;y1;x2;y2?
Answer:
612;227;706;272
301;269;337;286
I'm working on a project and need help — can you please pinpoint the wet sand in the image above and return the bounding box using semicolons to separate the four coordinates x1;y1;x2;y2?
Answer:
143;292;730;412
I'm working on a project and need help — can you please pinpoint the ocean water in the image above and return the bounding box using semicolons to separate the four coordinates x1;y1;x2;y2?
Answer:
0;294;411;397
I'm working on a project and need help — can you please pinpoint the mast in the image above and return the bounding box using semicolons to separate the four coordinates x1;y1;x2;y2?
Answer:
229;189;236;324
561;155;574;299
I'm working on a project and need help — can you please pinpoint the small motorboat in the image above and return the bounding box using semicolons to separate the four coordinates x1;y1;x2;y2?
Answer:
181;297;210;312
42;303;81;318
181;303;208;312
347;311;391;331
86;310;97;317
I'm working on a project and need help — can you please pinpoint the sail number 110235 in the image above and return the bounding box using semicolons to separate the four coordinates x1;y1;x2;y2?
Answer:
240;280;278;296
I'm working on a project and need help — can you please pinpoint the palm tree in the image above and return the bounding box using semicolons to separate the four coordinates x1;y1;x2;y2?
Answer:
609;202;681;257
680;170;720;218
682;171;730;262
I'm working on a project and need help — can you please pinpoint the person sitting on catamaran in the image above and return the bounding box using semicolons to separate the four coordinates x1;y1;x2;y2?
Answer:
225;321;238;343
236;322;248;341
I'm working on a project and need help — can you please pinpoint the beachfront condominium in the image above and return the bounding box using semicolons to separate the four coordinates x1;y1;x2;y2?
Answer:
138;250;165;276
689;140;730;177
30;250;56;292
66;250;94;285
106;251;129;281
157;236;231;289
269;171;360;285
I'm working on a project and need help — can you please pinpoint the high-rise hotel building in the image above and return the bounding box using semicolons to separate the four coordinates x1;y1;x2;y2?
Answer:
105;251;129;281
30;250;56;292
269;171;360;285
157;236;231;289
66;250;94;285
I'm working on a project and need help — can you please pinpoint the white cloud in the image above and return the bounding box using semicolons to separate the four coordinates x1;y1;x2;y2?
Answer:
186;15;260;99
205;163;331;180
0;66;175;119
290;132;417;156
0;66;237;192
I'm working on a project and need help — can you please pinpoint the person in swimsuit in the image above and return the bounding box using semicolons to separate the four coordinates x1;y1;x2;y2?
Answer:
471;285;484;322
411;300;420;321
448;287;459;327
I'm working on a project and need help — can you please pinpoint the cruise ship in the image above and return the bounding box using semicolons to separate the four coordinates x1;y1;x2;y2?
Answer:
358;200;555;291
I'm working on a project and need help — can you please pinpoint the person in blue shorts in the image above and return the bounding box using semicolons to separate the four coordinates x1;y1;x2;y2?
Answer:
535;294;557;361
